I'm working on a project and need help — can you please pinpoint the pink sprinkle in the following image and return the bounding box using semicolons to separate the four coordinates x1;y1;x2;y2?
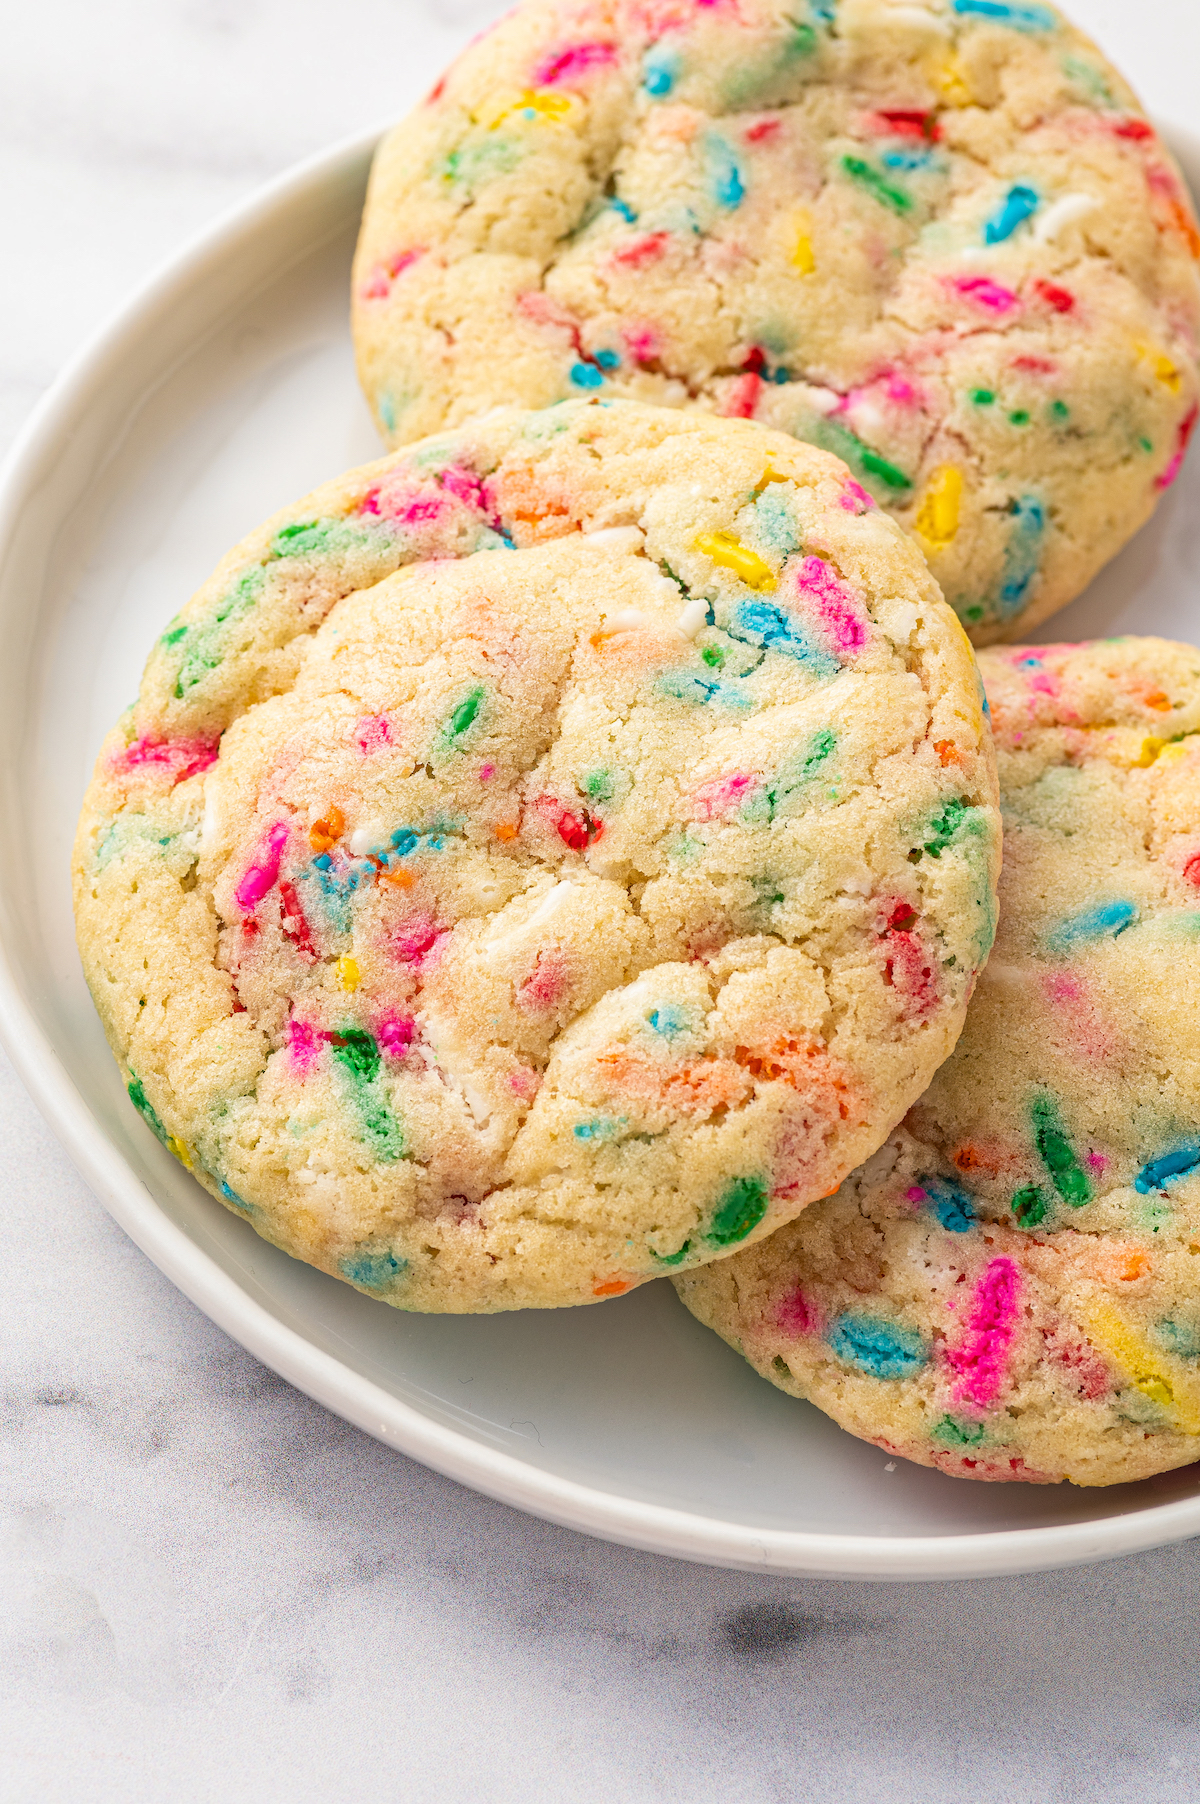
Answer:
793;555;868;655
392;916;444;967
1086;1151;1109;1175
360;483;445;526
437;464;488;510
723;372;762;420
1157;404;1198;490
905;1185;928;1204
234;822;289;911
518;949;569;1011
622;322;661;363
884;374;919;406
776;1285;818;1337
478;763;496;782
509;1066;540;1098
117;735;219;784
534;41;617;86
943;1257;1022;1411
953;275;1019;314
378;1014;417;1059
356;715;392;754
611;232;671;269
692;772;757;820
838;477;875;513
361;245;425;301
745;119;781;143
287;1017;326;1074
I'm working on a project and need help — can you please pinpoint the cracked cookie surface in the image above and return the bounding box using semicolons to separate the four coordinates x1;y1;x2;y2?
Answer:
676;638;1200;1482
354;0;1200;645
74;400;998;1312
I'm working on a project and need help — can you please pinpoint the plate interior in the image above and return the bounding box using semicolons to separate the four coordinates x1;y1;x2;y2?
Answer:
6;135;1200;1562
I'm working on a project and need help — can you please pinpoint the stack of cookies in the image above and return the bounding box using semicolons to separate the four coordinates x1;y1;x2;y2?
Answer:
73;0;1200;1489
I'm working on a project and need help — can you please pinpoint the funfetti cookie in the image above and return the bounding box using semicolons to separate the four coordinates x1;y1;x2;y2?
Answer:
73;399;999;1314
352;0;1200;647
676;637;1200;1485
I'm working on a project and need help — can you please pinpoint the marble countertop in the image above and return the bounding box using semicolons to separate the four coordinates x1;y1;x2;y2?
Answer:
5;3;1200;1798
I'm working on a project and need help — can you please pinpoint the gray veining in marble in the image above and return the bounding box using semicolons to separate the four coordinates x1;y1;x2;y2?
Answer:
5;3;1200;1797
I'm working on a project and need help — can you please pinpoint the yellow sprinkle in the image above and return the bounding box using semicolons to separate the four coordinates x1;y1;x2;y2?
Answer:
167;1136;193;1170
930;56;973;106
1155;354;1182;393
1083;1299;1200;1435
338;956;361;992
914;465;964;550
693;531;776;592
1134;736;1166;767
791;231;815;275
489;88;572;128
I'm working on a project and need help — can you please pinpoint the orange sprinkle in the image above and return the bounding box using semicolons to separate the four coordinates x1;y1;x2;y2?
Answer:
934;739;964;767
382;868;415;890
593;1276;633;1298
309;804;345;853
1144;691;1172;712
494;822;520;841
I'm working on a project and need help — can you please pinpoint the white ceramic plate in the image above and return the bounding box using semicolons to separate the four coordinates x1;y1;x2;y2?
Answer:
4;126;1200;1582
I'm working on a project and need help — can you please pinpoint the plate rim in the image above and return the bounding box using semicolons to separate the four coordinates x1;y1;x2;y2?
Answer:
5;120;1200;1582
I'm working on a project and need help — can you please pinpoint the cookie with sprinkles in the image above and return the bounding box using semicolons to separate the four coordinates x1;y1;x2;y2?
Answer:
353;0;1200;646
73;399;998;1312
676;636;1200;1484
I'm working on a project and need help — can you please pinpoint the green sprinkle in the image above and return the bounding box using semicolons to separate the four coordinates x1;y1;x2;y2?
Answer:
708;1175;769;1246
333;1029;380;1084
1031;1094;1092;1206
1139;436;1154;453
583;768;614;802
1012;1185;1048;1227
933;1415;986;1447
1009;410;1030;426
963;604;985;623
922;796;970;858
653;1239;693;1267
859;445;913;490
448;686;486;738
841;155;913;215
971;388;995;406
701;645;726;668
127;1074;171;1147
1050;400;1070;420
772;1355;791;1376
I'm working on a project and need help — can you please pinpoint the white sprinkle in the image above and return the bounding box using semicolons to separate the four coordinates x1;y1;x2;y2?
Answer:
888;601;919;644
805;385;842;417
850;401;886;436
603;607;649;635
349;820;384;856
884;1461;897;1473
1033;192;1098;243
677;599;710;639
199;785;221;853
583;525;645;551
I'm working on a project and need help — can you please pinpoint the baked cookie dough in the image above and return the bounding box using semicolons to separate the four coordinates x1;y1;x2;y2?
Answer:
353;0;1200;645
677;637;1200;1484
74;400;999;1312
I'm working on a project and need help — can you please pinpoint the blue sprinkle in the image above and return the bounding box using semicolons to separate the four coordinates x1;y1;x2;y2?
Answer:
574;1118;624;1141
570;362;604;389
1048;900;1138;954
220;1180;255;1214
985;183;1040;244
925;1182;976;1233
379;394;397;434
999;495;1045;611
340;1247;408;1291
313;853;333;871
593;348;621;370
707;137;745;210
729;600;838;676
648;1005;690;1037
643;47;678;96
952;0;1056;28
610;197;638;223
827;1314;928;1379
1135;1145;1200;1194
882;146;937;171
390;828;419;855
